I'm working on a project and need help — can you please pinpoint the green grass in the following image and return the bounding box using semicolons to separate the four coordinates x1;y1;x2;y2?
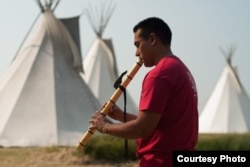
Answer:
1;133;250;167
84;135;137;162
197;133;250;150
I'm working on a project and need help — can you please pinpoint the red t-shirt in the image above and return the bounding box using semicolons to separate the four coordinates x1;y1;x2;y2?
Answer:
137;56;198;167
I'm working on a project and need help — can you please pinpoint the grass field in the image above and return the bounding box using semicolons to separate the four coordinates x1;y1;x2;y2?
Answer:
1;133;250;167
0;146;137;167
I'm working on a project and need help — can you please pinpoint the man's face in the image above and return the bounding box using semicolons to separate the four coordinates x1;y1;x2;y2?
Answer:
134;29;155;67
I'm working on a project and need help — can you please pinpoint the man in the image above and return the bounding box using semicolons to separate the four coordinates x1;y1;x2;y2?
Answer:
90;17;198;167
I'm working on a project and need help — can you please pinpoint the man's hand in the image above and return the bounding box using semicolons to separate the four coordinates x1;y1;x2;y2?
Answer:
108;105;124;122
89;111;109;133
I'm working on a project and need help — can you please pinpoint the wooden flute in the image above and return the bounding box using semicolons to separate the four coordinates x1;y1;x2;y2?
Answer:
77;58;143;150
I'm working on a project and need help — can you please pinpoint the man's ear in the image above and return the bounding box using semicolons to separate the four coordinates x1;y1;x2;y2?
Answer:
149;33;157;46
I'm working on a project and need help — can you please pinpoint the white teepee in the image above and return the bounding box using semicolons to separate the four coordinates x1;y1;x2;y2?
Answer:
0;1;100;147
199;47;250;133
82;3;137;114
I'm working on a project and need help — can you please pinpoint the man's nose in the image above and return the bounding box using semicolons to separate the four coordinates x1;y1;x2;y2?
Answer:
135;50;140;57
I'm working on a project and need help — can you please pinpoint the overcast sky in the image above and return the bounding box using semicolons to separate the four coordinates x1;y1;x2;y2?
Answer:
0;0;249;111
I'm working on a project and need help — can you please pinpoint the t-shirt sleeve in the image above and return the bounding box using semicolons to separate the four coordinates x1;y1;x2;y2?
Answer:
139;76;170;115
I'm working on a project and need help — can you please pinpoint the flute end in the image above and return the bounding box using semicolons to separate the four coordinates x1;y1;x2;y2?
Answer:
76;142;85;150
137;58;143;66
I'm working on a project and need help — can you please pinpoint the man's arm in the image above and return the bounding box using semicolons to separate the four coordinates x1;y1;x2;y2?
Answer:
91;110;161;139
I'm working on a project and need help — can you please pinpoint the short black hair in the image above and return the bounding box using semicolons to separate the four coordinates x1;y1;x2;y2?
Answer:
133;17;172;46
